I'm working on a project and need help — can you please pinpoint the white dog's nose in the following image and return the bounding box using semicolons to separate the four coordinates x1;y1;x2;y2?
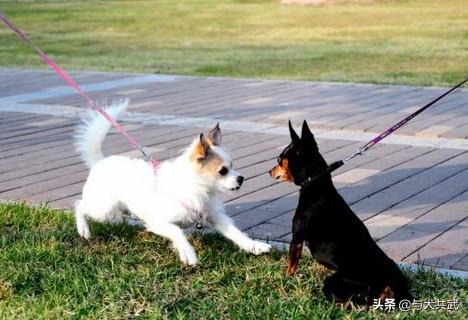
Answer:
237;176;244;186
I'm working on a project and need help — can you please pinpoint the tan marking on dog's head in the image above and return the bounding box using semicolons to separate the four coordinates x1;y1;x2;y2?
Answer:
190;134;210;162
206;123;222;146
270;158;293;182
190;134;225;175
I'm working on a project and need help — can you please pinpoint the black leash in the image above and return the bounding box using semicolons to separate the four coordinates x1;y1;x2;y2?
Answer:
300;77;468;188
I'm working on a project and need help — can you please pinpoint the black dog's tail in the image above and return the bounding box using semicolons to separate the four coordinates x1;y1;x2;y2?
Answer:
394;280;414;302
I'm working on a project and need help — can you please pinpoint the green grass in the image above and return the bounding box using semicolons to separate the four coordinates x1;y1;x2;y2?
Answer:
0;203;466;319
1;0;467;86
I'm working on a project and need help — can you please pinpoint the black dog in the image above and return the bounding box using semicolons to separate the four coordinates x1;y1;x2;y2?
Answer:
270;120;413;305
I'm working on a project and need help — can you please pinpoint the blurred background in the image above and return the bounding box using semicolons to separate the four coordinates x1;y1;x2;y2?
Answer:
1;0;467;86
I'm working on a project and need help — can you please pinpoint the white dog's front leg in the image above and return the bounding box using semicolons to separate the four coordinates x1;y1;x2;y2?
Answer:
209;211;271;255
146;222;198;265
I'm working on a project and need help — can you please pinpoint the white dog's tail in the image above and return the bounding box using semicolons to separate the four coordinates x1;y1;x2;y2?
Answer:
75;100;129;168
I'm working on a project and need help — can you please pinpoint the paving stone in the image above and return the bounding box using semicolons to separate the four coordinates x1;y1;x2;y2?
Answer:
243;222;291;241
404;219;468;269
399;105;422;114
377;190;468;261
118;88;147;95
338;146;435;204
414;125;454;137
268;110;307;121
451;254;468;271
440;122;468;139
329;90;426;131
365;155;468;239
116;146;165;158
351;149;467;220
243;97;273;105
130;100;161;109
269;211;295;226
333;168;380;184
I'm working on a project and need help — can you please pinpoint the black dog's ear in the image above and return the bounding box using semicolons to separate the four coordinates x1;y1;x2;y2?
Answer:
301;120;317;147
288;120;300;143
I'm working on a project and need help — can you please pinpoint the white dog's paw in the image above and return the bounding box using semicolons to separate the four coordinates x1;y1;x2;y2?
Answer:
76;222;91;240
246;241;271;255
178;245;198;266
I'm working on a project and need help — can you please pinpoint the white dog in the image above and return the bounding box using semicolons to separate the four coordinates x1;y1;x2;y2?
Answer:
74;101;271;265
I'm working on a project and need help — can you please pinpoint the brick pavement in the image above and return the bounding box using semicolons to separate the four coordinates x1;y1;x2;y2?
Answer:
1;68;467;274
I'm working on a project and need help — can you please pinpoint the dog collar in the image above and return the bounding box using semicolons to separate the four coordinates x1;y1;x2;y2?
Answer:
299;160;344;188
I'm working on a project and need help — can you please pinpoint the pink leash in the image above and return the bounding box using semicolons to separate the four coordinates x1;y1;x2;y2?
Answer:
0;12;160;171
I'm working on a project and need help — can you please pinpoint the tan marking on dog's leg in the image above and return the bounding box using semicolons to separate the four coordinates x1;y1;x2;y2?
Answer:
379;286;395;300
287;241;303;274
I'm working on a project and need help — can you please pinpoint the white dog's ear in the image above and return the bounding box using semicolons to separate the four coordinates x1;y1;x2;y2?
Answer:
207;123;221;146
192;133;211;162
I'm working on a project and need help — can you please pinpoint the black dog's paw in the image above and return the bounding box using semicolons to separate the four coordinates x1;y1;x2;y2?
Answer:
323;273;369;306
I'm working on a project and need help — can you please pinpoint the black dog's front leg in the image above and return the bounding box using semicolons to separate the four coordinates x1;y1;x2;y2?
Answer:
287;240;303;274
287;214;305;274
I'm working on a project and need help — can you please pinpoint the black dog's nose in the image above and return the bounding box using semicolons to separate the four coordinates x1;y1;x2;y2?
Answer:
237;176;244;185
